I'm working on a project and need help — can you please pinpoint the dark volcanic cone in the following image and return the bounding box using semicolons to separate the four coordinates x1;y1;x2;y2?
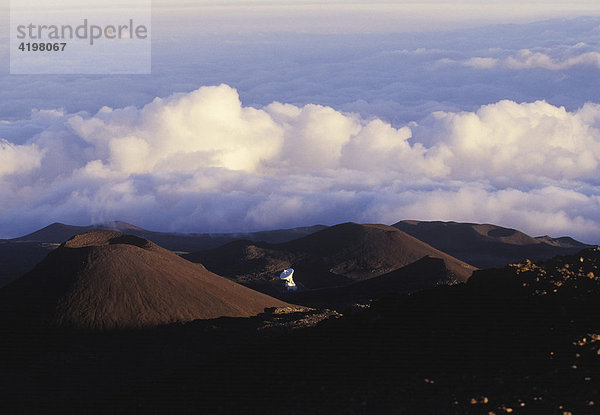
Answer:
0;232;289;330
278;222;475;280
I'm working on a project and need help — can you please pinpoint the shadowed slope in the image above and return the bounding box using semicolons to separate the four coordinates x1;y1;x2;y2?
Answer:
0;232;289;330
0;241;58;288
288;256;458;309
394;220;593;268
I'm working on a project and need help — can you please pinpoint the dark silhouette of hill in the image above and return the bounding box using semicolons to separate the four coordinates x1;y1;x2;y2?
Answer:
394;220;593;268
0;241;58;288
14;221;326;251
185;222;475;297
0;232;289;330
13;221;142;243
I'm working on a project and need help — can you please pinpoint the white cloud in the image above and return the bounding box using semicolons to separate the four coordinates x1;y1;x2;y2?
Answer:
424;100;600;182
461;50;600;71
46;87;437;179
341;119;418;171
67;85;286;174
463;57;500;69
0;139;44;178
264;102;360;172
505;50;600;70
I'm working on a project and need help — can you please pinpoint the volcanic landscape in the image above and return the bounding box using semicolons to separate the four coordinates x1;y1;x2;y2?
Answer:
1;220;599;414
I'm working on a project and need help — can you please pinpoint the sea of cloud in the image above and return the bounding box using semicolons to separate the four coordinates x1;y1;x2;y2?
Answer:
1;84;600;241
1;17;600;241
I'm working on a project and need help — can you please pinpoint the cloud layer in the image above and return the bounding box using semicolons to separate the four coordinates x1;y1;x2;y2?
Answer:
3;17;600;241
2;84;600;242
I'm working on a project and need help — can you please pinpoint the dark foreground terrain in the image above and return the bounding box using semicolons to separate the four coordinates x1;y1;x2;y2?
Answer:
2;248;600;414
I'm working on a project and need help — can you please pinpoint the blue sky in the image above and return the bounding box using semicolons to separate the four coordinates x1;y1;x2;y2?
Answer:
1;2;600;242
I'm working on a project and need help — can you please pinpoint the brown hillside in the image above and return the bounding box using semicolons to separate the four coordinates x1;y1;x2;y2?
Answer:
0;232;289;330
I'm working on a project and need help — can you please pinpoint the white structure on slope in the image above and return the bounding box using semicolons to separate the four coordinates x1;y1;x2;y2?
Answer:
279;268;297;291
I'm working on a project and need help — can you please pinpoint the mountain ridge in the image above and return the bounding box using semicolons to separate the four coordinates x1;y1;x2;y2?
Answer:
393;220;594;268
12;221;328;250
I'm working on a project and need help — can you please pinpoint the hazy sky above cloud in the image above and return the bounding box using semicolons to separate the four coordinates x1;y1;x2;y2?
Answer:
2;2;600;242
151;0;600;34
